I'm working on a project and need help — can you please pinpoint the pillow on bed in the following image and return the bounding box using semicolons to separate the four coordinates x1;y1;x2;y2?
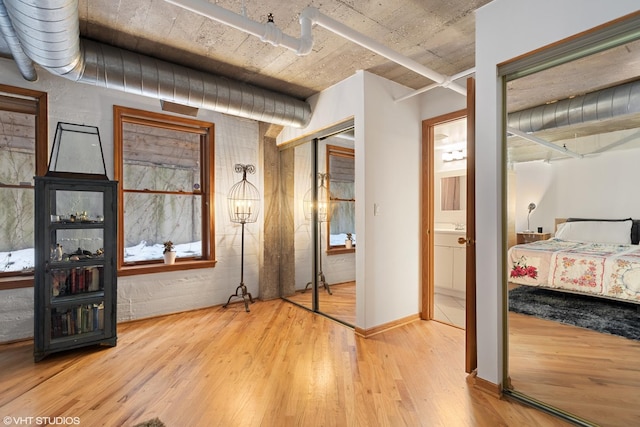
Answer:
555;220;632;244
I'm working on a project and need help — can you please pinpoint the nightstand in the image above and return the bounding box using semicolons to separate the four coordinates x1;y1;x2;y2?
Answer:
517;232;551;244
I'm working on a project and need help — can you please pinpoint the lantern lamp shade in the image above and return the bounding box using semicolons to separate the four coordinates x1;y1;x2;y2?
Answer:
303;173;331;222
227;164;260;224
47;122;108;179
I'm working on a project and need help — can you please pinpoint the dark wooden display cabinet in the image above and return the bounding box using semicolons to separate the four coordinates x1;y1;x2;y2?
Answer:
34;176;117;362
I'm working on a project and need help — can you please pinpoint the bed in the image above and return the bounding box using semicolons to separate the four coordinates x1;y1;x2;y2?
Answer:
508;218;640;303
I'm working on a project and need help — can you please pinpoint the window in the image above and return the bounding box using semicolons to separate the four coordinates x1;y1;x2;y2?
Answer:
0;85;48;289
326;144;355;253
114;106;215;274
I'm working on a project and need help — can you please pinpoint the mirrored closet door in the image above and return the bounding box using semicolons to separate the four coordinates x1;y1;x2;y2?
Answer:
279;124;356;327
503;17;640;426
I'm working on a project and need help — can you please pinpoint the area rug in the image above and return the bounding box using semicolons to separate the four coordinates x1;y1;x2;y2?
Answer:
133;418;165;427
508;286;640;341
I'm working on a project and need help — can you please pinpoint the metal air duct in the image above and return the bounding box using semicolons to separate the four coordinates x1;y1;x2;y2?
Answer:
0;0;36;81
508;79;640;133
2;0;311;128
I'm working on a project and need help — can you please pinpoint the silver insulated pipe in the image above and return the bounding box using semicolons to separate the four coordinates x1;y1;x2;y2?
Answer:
0;0;36;81
2;0;311;128
508;79;640;133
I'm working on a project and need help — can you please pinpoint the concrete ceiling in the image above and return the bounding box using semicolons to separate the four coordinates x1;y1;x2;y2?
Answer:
71;0;489;101
1;0;638;163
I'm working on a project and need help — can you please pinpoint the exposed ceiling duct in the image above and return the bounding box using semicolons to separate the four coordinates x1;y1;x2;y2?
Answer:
508;79;640;134
1;0;311;128
0;0;36;81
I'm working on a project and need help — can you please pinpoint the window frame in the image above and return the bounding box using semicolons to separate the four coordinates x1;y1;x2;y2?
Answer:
326;144;355;254
0;84;48;290
113;106;216;275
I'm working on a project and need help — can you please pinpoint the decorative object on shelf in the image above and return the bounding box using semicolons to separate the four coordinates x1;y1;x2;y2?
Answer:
345;233;353;249
163;241;176;265
223;164;260;312
47;122;109;180
526;202;536;232
303;173;332;295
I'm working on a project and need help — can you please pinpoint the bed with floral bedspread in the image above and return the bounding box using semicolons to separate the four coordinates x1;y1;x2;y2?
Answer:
508;238;640;303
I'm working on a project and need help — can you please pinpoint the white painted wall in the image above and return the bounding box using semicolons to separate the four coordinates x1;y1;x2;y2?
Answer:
279;71;422;329
515;148;640;233
0;58;262;342
360;72;422;328
475;0;640;385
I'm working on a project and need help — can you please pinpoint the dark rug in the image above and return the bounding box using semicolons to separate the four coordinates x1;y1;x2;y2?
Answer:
509;286;640;341
133;418;165;427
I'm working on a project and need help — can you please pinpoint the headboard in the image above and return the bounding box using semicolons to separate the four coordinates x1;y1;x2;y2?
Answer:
555;217;640;245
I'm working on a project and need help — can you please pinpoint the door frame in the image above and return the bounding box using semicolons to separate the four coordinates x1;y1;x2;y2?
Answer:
421;77;477;373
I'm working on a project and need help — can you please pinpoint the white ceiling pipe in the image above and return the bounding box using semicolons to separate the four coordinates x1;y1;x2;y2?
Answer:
590;129;640;154
507;127;584;159
164;0;467;96
395;67;475;102
301;7;467;96
164;0;310;53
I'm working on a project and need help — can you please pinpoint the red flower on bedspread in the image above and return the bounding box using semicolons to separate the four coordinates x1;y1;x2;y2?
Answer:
511;257;538;279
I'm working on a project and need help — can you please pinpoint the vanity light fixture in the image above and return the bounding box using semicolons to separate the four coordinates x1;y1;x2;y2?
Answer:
442;149;467;162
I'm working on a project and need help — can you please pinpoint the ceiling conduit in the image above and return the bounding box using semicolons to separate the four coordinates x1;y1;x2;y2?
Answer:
1;0;311;128
0;0;36;81
508;79;640;133
164;0;468;96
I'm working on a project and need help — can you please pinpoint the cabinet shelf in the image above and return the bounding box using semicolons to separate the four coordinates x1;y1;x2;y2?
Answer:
51;292;105;306
34;176;118;362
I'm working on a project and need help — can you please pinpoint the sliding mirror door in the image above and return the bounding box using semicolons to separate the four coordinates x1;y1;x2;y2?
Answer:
279;124;356;327
318;129;356;326
504;19;640;426
279;140;313;311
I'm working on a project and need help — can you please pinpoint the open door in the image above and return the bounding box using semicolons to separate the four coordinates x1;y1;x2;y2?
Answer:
421;76;476;373
465;77;477;373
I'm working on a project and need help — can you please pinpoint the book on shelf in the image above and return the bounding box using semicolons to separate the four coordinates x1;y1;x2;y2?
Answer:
50;303;105;339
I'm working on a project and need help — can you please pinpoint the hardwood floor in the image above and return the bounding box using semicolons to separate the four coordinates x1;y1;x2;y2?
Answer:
286;281;356;325
509;311;640;427
0;300;569;427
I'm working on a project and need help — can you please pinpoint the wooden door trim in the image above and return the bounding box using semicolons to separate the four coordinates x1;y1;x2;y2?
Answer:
421;108;466;322
421;89;477;374
465;77;477;373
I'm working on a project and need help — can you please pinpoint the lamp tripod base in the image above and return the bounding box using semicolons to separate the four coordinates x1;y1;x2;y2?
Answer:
223;283;254;312
303;271;332;295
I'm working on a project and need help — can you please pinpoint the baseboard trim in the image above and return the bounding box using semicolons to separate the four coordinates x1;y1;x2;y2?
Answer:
354;314;421;338
468;370;502;398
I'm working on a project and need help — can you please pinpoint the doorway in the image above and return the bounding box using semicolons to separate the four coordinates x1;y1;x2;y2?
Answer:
421;77;477;373
431;116;468;328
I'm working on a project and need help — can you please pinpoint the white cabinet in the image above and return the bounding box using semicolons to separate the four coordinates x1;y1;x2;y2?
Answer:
434;231;466;296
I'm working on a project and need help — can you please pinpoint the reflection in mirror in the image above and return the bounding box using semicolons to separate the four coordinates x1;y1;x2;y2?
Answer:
279;141;313;311
441;176;461;211
432;117;467;328
327;144;355;251
280;124;356;327
319;129;356;326
504;31;640;426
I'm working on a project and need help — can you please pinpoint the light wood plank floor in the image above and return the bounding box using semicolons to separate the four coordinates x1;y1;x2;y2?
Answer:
509;311;640;427
0;300;569;427
286;281;356;325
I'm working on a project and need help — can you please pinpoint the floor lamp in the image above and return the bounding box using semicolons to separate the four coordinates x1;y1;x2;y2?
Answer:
224;164;260;312
303;172;332;295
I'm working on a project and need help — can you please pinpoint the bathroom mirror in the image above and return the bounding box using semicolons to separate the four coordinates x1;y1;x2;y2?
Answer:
439;175;466;212
441;176;461;211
